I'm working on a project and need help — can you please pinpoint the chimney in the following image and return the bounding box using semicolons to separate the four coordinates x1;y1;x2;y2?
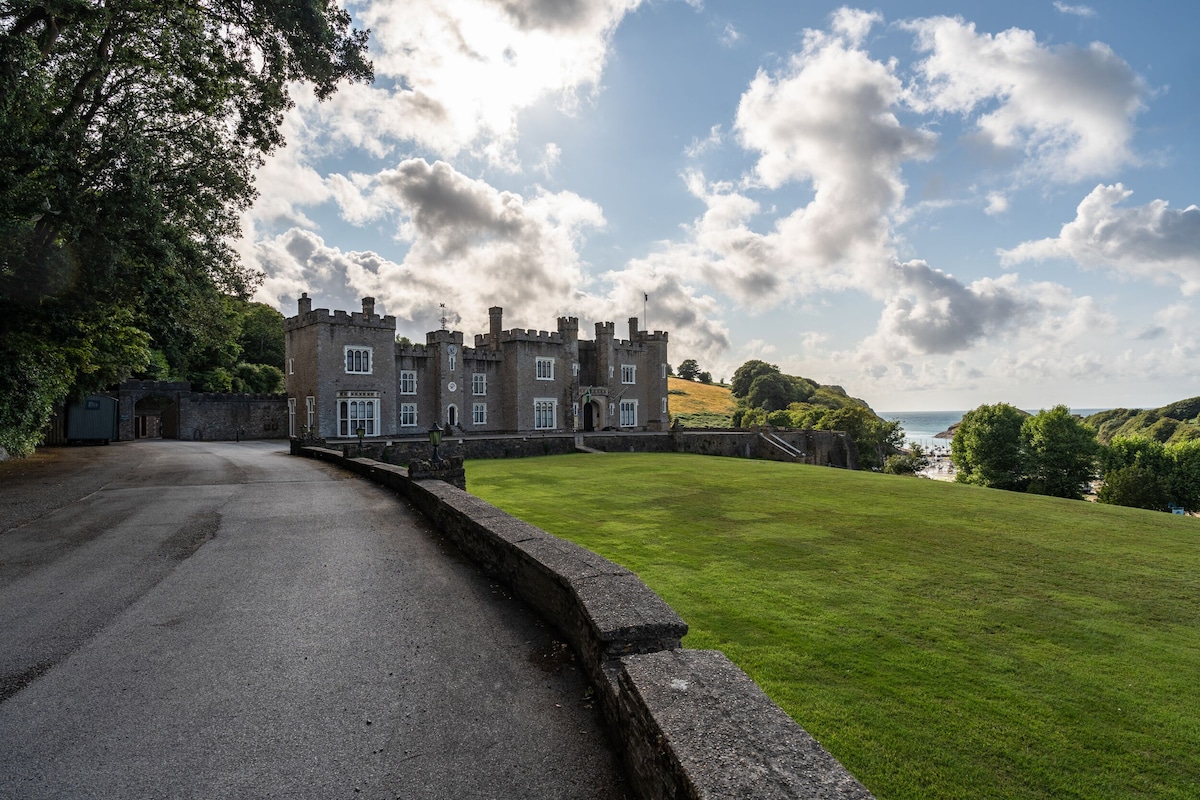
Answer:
362;297;376;318
298;292;312;315
489;306;503;349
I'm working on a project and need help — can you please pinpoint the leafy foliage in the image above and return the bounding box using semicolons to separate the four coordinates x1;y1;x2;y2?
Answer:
676;358;700;381
0;0;370;455
1085;399;1200;445
1098;435;1200;512
951;403;1030;490
1020;406;1099;499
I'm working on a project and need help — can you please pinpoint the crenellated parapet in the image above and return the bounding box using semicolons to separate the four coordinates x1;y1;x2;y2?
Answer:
499;328;564;343
285;294;395;331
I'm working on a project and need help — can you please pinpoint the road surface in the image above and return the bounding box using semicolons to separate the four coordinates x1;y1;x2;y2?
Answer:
0;440;627;799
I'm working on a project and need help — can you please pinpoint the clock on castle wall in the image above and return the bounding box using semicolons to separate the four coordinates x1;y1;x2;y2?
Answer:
448;382;457;392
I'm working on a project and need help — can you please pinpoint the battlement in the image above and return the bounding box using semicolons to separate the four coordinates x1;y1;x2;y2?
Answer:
285;308;397;332
285;294;395;332
499;328;564;344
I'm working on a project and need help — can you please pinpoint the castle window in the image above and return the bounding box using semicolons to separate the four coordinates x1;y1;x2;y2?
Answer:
536;357;555;381
400;370;416;394
472;373;486;395
661;363;667;379
534;399;556;430
449;354;456;371
662;396;668;415
621;364;636;384
572;362;579;377
338;398;377;437
400;403;417;427
345;347;372;374
288;397;296;437
609;365;614;379
620;399;638;428
289;358;294;375
305;396;314;431
473;403;487;425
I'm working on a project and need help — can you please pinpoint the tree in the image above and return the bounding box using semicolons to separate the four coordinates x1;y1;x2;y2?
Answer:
697;371;713;385
884;444;930;475
676;359;700;381
236;301;286;369
0;1;372;455
951;403;1028;490
730;360;779;397
1166;439;1200;512
1021;406;1098;499
747;372;797;411
1097;466;1170;511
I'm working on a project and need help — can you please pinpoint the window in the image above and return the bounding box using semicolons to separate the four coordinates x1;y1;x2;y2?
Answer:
572;362;579;377
345;346;372;374
472;373;486;395
620;399;638;427
662;396;668;415
288;397;296;437
608;402;615;418
339;398;377;436
449;354;456;371
447;404;458;427
534;399;556;430
536;357;554;380
572;402;579;418
289;358;294;375
400;370;416;395
305;396;314;430
609;365;614;379
621;364;636;384
400;403;417;427
473;402;487;425
662;363;667;379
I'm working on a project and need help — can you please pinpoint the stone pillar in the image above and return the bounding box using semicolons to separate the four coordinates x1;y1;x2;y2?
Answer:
408;455;467;490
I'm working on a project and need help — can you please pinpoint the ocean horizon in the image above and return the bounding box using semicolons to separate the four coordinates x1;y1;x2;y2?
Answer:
879;409;1110;449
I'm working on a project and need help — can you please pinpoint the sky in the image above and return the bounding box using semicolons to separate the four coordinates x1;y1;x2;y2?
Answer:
241;0;1200;412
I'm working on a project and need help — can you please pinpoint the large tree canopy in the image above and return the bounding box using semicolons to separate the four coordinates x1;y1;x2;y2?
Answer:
0;1;371;455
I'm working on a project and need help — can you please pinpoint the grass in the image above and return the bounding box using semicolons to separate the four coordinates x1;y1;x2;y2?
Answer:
667;377;735;415
467;452;1200;800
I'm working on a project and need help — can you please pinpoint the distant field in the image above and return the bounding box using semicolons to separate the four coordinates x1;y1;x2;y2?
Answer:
667;377;734;427
468;453;1200;800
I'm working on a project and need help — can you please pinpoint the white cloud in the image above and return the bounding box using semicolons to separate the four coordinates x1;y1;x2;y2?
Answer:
984;191;1009;215
1053;2;1096;18
905;16;1147;182
999;183;1200;293
719;23;741;47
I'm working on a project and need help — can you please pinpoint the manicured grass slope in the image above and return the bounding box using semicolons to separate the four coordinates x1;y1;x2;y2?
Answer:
468;453;1200;800
666;376;736;415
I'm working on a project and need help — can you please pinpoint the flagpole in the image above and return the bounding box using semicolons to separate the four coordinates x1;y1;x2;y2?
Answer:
643;292;648;330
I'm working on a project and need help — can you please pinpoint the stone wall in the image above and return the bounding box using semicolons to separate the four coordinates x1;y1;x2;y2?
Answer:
175;393;288;441
291;441;875;800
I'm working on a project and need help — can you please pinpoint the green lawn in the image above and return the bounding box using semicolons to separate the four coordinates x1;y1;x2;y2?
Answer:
467;453;1200;800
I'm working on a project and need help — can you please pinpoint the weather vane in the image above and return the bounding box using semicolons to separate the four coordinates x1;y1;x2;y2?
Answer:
440;303;447;331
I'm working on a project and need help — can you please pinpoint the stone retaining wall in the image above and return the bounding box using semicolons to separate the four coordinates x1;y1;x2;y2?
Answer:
292;440;874;800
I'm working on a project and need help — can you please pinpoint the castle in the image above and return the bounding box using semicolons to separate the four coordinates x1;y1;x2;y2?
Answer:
284;295;670;439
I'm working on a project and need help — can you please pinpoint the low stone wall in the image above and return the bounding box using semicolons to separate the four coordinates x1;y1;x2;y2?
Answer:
317;427;858;469
176;393;288;441
292;440;874;800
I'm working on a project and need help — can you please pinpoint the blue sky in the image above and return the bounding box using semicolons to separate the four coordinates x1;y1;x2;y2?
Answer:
243;1;1200;411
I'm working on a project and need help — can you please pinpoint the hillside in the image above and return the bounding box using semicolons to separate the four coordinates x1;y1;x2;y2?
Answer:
1085;396;1200;444
469;453;1200;800
667;377;735;427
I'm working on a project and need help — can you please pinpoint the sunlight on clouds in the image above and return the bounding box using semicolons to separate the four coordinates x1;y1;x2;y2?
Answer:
1000;184;1200;293
326;0;642;162
905;16;1147;182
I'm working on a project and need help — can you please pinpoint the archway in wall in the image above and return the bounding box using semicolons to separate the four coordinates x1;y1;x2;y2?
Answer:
584;400;602;432
133;395;176;439
447;404;458;428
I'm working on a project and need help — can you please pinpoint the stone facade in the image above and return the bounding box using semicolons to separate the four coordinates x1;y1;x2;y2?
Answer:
284;295;670;438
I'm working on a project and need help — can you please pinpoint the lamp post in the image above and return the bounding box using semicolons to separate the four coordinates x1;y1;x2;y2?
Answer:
428;422;443;463
356;426;365;454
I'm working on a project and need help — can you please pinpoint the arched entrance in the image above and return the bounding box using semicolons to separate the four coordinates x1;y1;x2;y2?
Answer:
133;395;177;439
583;400;601;432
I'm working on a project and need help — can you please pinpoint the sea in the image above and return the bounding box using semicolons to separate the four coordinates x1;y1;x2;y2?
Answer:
879;409;1110;451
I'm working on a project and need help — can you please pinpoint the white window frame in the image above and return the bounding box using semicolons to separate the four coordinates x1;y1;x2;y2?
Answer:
344;346;373;374
400;403;417;428
447;404;458;427
305;396;314;431
620;399;638;428
400;370;417;395
621;364;636;384
338;396;378;437
661;363;667;379
473;402;487;425
288;358;294;375
288;397;296;437
609;365;614;379
534;398;557;430
609;402;615;417
662;396;668;415
449;354;457;371
536;357;555;381
572;362;579;377
472;373;486;395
